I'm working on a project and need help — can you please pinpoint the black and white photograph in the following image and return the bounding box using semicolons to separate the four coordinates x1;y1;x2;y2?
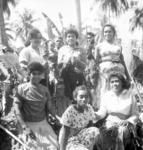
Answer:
0;0;143;150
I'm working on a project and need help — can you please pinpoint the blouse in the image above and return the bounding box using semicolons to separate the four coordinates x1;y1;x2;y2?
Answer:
61;104;96;137
97;89;139;124
19;45;43;68
15;82;51;122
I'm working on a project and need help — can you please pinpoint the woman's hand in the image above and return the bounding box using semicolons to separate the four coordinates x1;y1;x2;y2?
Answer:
22;126;36;140
119;120;129;126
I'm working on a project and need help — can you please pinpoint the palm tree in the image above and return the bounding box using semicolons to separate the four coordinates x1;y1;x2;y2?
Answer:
130;8;143;31
0;0;16;48
95;0;129;19
42;12;61;40
58;12;66;37
94;14;108;44
5;21;15;42
74;0;82;38
130;8;143;49
14;9;37;43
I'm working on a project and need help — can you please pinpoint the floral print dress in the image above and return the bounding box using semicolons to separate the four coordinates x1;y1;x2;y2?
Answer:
61;104;101;150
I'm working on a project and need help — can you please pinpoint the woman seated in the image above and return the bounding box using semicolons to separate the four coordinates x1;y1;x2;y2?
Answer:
14;62;59;150
59;85;101;150
95;71;139;150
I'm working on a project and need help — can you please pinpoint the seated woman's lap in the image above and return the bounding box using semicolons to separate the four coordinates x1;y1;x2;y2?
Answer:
66;143;88;150
68;127;100;150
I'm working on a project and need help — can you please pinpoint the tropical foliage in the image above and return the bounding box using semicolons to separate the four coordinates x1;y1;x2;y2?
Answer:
130;8;143;31
2;0;16;15
95;0;129;16
0;0;16;48
42;12;61;40
14;9;37;43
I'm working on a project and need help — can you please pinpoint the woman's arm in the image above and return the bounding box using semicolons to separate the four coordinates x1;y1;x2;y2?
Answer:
46;90;56;117
120;47;131;81
14;96;27;129
127;94;139;124
94;94;108;122
93;45;100;64
59;125;70;150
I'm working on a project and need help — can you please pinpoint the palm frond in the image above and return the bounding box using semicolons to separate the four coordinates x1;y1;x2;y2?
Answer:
120;0;129;9
2;0;16;15
94;0;129;16
42;12;61;36
130;8;143;31
6;33;14;40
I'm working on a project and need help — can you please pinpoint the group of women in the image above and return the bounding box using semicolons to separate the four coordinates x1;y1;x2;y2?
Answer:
6;23;141;150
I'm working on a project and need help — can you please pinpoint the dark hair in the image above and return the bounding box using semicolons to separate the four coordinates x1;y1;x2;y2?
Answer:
65;28;79;39
108;72;130;90
87;32;95;37
55;36;63;41
27;62;45;74
103;24;116;37
29;28;41;39
73;85;89;100
24;28;42;47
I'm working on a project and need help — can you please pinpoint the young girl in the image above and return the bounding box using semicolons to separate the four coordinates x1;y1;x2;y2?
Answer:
59;85;101;150
14;62;59;150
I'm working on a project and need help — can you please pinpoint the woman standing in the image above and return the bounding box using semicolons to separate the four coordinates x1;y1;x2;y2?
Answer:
58;29;85;99
93;24;130;106
95;71;139;150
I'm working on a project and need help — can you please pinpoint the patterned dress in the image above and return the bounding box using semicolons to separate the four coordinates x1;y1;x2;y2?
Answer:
61;104;101;150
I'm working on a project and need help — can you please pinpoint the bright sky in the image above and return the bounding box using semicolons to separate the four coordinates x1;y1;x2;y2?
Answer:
10;0;101;46
14;0;95;29
10;0;142;48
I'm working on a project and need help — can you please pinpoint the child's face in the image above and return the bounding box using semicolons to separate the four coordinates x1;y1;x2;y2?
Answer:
75;90;89;107
55;38;63;49
30;71;44;85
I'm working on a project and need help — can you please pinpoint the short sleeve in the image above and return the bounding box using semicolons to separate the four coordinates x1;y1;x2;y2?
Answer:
60;106;74;127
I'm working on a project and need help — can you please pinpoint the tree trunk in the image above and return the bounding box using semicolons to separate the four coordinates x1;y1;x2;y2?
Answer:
75;0;82;39
0;0;8;47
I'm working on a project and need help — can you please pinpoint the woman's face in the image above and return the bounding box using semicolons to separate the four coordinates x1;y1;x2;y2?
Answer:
30;71;44;85
66;33;77;47
103;26;115;42
75;90;89;107
109;76;122;93
30;33;42;49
